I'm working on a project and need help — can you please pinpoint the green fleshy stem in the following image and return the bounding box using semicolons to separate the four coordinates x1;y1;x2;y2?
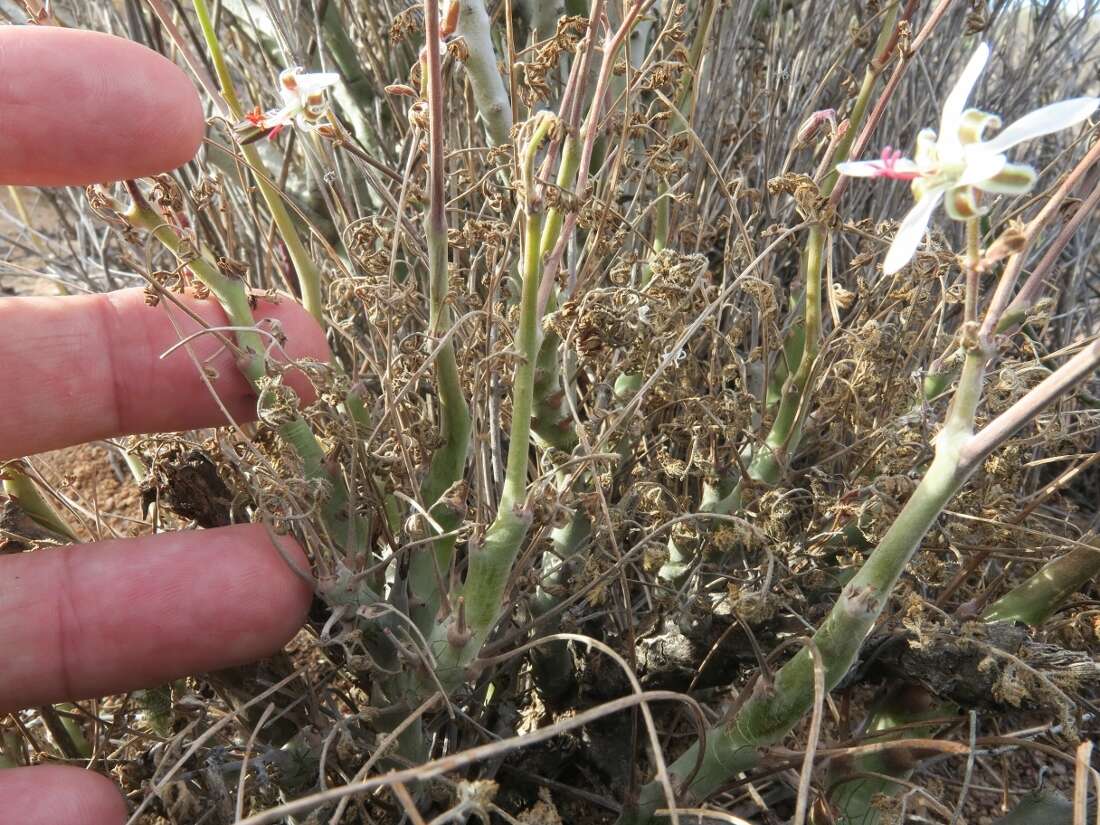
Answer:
983;540;1100;626
123;194;362;553
192;0;326;325
406;333;471;632
530;503;592;700
657;223;826;583
993;792;1073;825
924;364;957;403
531;131;583;448
659;3;901;584
407;0;474;635
826;685;944;825
455;0;514;146
759;0;901;452
623;352;986;824
1;464;76;541
428;115;555;690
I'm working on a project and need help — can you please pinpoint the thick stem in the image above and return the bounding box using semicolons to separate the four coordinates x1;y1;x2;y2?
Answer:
827;685;942;825
657;3;900;583
530;504;591;698
456;0;514;146
502;219;545;511
532;132;583;445
625;352;987;823
410;0;473;632
429;115;555;688
983;541;1100;625
192;0;326;324
1;464;76;541
123;193;358;550
536;0;640;300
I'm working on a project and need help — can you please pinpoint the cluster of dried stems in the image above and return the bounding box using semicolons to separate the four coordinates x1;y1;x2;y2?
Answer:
2;0;1100;823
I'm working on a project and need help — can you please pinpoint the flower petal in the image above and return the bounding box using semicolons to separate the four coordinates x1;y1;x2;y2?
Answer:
294;72;341;95
939;42;991;158
264;104;298;128
884;187;946;275
976;161;1037;194
890;157;921;175
981;97;1099;155
914;129;939;169
836;160;884;177
944;185;983;220
958;108;1001;145
957;149;1006;186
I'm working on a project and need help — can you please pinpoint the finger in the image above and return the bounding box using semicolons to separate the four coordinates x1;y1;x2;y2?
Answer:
0;288;330;461
0;766;125;825
0;27;203;185
0;524;312;712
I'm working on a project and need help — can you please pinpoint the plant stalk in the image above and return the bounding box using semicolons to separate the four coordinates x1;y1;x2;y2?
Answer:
192;0;326;324
455;0;514;146
408;0;474;634
428;113;556;688
122;189;359;552
983;540;1100;625
1;463;76;541
625;349;987;822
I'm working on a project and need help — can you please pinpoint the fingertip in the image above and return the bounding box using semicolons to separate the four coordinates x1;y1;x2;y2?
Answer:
251;294;333;406
0;766;126;825
253;295;330;361
244;527;315;648
0;525;316;710
0;288;333;460
0;27;204;185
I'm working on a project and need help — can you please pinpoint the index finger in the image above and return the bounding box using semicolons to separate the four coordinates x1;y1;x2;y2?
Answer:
0;26;203;185
0;288;331;461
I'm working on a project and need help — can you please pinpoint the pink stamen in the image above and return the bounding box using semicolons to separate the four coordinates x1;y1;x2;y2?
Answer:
267;123;286;141
872;146;921;180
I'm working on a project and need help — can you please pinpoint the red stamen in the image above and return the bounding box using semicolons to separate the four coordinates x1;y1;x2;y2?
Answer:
871;145;921;181
245;106;267;127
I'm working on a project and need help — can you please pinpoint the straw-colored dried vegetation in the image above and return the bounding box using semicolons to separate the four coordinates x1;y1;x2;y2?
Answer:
2;0;1099;822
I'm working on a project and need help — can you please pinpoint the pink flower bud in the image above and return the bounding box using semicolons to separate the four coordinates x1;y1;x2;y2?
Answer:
794;108;837;147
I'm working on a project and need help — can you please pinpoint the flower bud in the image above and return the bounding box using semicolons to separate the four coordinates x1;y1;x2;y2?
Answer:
793;108;837;147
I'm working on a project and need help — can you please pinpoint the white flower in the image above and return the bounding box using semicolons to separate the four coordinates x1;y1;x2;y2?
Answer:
243;67;341;137
838;42;1098;275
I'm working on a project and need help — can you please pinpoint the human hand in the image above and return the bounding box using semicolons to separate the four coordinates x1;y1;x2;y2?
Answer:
0;26;325;823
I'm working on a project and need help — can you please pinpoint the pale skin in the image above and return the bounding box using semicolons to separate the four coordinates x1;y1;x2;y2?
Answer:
0;27;325;823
